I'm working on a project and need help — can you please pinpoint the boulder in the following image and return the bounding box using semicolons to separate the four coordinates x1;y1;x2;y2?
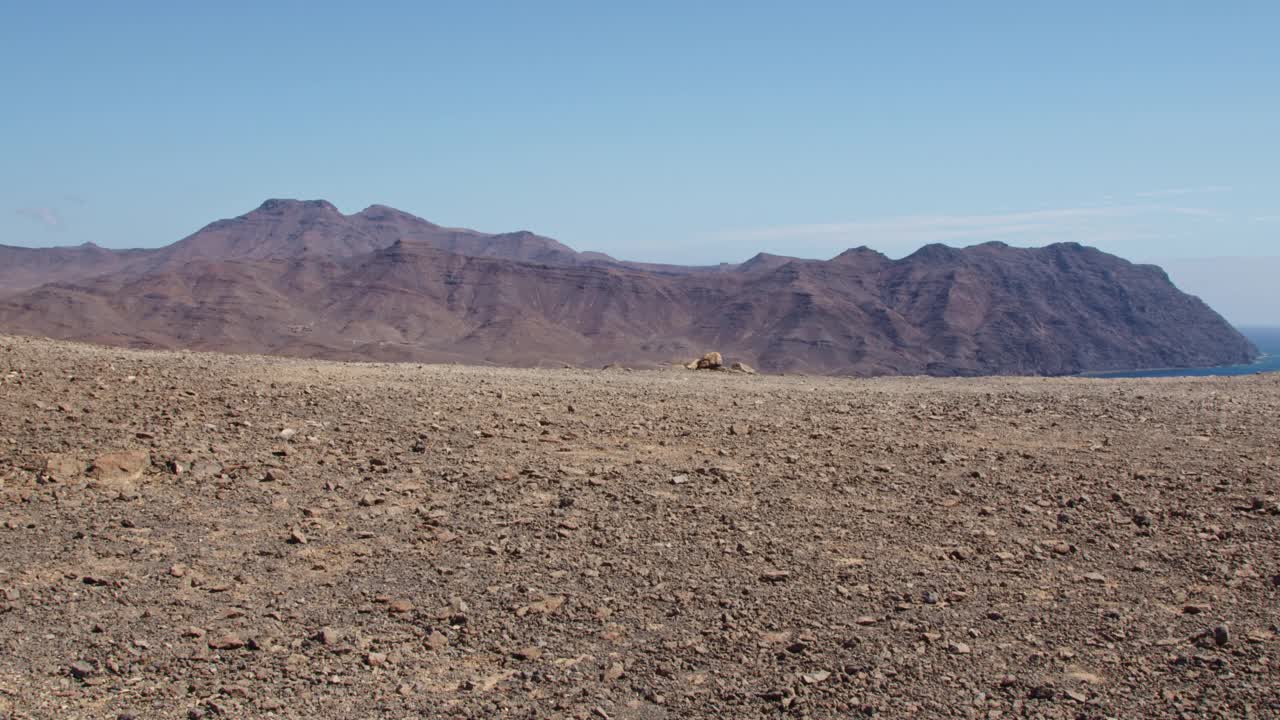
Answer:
730;362;757;375
695;352;723;370
88;450;151;484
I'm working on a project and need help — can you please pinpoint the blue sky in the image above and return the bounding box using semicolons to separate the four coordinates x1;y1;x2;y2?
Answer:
2;2;1277;319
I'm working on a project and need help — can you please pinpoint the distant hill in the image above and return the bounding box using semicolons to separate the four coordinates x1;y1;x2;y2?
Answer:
0;199;1258;376
0;242;154;293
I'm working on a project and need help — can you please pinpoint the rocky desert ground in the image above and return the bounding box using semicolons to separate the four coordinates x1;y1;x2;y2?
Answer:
0;335;1276;719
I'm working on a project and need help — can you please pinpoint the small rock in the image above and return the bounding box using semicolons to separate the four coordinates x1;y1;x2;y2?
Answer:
801;670;830;684
317;627;341;646
208;633;245;650
367;651;388;667
68;660;95;679
1213;624;1231;646
513;646;543;661
190;459;223;479
948;642;971;655
602;662;625;681
730;423;751;436
288;529;308;545
760;570;791;583
518;596;566;616
43;454;83;481
1029;685;1056;700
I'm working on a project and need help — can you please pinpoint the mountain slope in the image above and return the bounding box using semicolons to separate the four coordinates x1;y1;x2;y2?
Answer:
0;209;1258;374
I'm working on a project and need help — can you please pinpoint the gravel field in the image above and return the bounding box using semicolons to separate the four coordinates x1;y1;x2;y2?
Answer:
0;335;1277;719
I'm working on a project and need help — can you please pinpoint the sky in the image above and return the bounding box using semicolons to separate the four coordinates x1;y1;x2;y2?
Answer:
2;2;1277;322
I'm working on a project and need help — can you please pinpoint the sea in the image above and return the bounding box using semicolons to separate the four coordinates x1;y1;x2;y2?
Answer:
1085;327;1280;379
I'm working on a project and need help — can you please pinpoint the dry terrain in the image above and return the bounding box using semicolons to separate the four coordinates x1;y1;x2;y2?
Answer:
0;335;1277;719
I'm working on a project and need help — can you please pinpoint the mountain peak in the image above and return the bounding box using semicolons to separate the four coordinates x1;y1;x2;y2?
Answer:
906;243;965;263
255;198;340;214
354;204;442;229
739;252;800;273
831;246;890;264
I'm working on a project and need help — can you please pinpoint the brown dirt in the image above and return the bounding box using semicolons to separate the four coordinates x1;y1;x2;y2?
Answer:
0;335;1276;719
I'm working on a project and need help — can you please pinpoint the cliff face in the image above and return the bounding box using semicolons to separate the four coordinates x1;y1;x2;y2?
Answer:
0;200;1257;376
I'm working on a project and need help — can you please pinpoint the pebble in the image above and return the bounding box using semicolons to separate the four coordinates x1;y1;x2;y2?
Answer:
425;631;448;650
801;670;831;684
513;646;543;660
318;627;341;646
207;633;245;650
1213;624;1231;646
1029;685;1056;700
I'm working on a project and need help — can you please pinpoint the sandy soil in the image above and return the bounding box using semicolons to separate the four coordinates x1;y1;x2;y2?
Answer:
0;335;1276;719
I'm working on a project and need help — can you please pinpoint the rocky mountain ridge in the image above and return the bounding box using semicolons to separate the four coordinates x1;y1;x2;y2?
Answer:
0;199;1258;375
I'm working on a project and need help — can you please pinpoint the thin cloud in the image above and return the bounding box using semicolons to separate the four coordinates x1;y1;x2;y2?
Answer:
15;207;63;228
1135;185;1232;198
714;205;1175;244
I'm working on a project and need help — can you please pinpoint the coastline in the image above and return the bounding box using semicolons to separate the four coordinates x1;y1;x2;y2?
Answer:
1080;326;1279;378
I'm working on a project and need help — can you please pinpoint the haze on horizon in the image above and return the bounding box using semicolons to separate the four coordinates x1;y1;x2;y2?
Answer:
2;3;1276;324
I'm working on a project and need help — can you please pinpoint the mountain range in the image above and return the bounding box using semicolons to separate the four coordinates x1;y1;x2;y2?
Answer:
0;199;1258;375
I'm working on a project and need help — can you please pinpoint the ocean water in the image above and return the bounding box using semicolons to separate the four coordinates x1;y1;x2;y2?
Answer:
1085;327;1280;379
